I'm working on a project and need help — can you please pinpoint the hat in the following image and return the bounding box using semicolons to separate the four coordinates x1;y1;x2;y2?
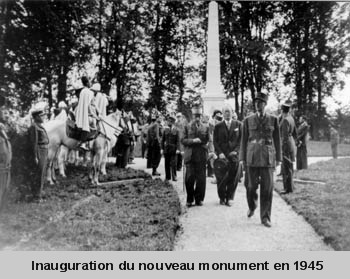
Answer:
58;101;67;108
254;92;268;103
281;99;293;108
31;108;46;117
191;105;203;115
91;83;101;92
167;113;176;121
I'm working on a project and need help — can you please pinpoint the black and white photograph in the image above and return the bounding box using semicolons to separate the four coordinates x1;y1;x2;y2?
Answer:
1;0;350;252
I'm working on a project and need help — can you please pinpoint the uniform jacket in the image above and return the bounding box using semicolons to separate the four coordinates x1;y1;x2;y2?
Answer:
239;112;281;167
214;120;242;158
297;122;309;147
330;128;339;145
182;121;210;164
147;121;162;148
161;126;180;154
281;115;297;161
28;122;49;160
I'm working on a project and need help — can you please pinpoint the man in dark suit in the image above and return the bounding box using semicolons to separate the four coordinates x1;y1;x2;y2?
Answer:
239;92;281;227
213;105;242;206
182;105;210;207
147;110;162;176
280;100;297;194
161;113;181;181
296;115;309;169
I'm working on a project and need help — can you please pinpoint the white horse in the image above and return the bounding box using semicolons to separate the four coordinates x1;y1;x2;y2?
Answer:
44;120;81;184
89;111;124;185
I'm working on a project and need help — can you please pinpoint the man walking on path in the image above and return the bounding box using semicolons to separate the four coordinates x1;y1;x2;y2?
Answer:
213;105;242;206
330;125;340;159
239;92;281;227
174;113;186;171
147;110;162;176
182;106;210;207
280;100;297;194
161;113;181;181
296;115;309;170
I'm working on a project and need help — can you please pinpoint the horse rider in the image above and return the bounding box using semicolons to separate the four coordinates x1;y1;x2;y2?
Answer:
74;77;99;141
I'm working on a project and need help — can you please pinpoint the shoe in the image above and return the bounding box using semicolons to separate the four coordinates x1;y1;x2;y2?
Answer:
262;220;272;228
277;173;282;176
186;202;193;207
225;200;232;207
219;199;225;205
152;171;161;176
247;209;255;218
195;201;203;206
280;190;292;195
172;178;177;182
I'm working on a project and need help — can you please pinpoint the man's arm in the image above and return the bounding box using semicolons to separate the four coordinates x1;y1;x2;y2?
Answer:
273;117;282;163
239;119;248;163
213;124;223;155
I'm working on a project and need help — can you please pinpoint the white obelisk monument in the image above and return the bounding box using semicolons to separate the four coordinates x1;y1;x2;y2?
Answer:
203;1;225;115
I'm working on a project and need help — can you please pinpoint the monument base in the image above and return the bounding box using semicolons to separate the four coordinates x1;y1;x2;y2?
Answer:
202;95;226;116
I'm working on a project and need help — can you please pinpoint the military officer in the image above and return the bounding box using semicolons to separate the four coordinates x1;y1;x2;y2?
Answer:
182;105;210;207
239;92;281;227
28;107;50;202
280;100;297;194
161;113;181;181
147;110;162;176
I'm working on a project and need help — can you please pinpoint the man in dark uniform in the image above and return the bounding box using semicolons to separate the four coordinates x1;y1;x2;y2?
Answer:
28;107;49;202
174;112;186;171
115;112;134;168
0;95;12;209
182;105;210;207
213;105;242;206
280;100;297;194
239;92;281;227
147;110;162;176
296;115;309;169
161;113;181;181
330;125;340;159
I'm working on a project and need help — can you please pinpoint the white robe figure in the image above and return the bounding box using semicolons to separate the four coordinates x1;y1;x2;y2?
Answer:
74;87;94;132
95;92;108;118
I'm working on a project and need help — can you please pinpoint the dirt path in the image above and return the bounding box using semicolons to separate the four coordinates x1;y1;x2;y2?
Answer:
132;157;336;251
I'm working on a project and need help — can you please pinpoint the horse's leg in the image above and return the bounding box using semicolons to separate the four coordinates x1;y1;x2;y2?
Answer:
47;144;59;185
58;146;68;177
101;141;108;176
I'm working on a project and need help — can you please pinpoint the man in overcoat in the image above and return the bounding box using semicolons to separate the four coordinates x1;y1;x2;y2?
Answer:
161;113;181;181
239;92;281;227
213;105;242;206
147;111;162;176
0;96;12;209
280;100;297;194
28;107;49;202
182;106;210;207
296;115;309;170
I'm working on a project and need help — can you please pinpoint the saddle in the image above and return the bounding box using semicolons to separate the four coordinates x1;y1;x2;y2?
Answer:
66;119;98;142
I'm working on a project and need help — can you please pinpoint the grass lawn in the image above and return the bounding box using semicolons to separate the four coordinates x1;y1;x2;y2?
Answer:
0;165;181;250
275;158;350;250
307;141;350;157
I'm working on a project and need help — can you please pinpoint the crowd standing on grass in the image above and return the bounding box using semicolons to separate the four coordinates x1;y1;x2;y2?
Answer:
1;73;346;227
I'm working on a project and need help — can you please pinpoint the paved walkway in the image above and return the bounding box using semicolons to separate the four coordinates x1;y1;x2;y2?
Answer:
131;156;335;251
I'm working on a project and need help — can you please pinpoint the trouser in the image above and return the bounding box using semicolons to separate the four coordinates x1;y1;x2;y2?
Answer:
116;144;130;168
185;161;206;204
296;146;308;170
129;143;135;162
207;161;214;177
331;143;338;159
176;153;183;171
246;167;274;223
282;155;294;192
164;153;177;180
217;161;239;202
141;142;147;158
31;146;48;198
147;144;161;170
